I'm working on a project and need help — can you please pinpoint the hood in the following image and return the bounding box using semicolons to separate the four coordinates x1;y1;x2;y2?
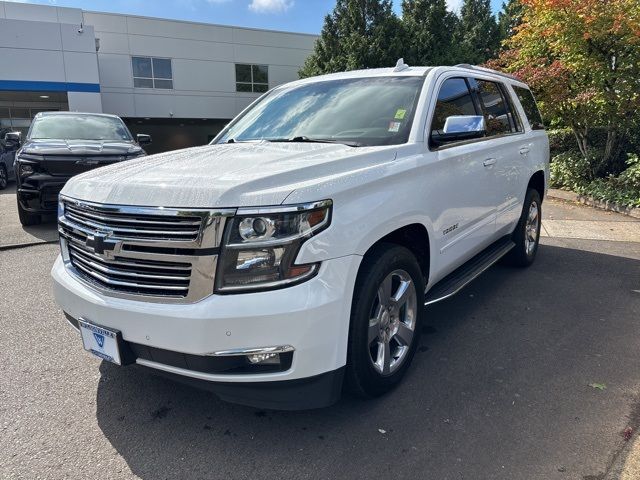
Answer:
22;138;142;156
61;142;398;208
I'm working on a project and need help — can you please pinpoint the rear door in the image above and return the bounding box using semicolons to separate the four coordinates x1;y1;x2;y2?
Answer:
511;84;549;194
471;78;527;235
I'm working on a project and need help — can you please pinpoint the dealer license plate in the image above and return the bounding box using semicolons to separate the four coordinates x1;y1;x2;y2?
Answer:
78;319;122;365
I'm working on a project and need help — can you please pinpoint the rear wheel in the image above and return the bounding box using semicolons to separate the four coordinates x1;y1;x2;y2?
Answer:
346;243;425;398
17;198;41;226
0;165;7;190
505;188;541;267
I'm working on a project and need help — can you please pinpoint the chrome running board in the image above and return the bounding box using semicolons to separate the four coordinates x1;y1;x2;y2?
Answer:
424;236;515;306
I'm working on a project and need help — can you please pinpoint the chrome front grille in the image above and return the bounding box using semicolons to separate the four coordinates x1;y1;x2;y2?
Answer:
68;242;192;297
63;201;204;242
58;196;235;303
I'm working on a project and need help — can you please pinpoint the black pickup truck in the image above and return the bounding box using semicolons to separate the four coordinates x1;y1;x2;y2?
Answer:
14;112;150;226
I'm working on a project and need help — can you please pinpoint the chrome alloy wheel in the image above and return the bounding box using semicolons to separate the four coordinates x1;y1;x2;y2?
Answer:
368;269;417;376
525;201;540;256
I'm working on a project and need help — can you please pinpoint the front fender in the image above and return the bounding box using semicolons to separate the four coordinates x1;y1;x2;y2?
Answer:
289;148;436;266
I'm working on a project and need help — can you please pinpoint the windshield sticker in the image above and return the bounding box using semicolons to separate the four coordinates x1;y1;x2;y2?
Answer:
394;109;407;120
388;121;401;133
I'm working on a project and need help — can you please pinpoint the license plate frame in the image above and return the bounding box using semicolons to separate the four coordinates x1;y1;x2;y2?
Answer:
78;319;123;365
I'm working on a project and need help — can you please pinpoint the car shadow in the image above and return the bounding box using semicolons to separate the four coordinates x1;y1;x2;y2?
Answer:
0;182;16;196
94;244;640;480
21;218;59;242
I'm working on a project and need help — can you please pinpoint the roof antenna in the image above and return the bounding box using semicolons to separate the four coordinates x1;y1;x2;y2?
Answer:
393;58;409;72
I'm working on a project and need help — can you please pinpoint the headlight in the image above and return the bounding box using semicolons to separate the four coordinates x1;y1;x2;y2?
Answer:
19;164;35;177
17;153;44;177
215;200;332;292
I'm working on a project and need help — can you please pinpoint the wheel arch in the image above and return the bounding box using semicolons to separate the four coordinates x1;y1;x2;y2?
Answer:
528;170;545;202
361;223;431;285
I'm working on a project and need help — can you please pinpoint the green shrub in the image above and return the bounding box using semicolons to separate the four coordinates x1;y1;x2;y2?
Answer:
576;155;640;208
550;151;593;189
620;154;640;187
547;127;611;158
551;153;640;207
548;128;579;157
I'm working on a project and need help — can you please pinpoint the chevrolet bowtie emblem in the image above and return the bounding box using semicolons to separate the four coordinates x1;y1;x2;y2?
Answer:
85;232;120;258
75;158;100;165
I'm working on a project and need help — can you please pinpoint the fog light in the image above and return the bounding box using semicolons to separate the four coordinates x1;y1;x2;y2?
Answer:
247;352;280;365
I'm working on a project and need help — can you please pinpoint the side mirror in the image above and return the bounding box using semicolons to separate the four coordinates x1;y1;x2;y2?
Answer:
4;131;21;149
431;115;486;147
136;133;152;145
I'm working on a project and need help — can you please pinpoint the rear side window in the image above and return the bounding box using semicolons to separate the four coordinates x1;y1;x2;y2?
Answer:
430;78;477;134
474;80;512;136
513;86;545;130
501;87;523;132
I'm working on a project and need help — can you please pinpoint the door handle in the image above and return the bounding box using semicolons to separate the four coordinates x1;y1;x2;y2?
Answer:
519;147;530;155
483;158;497;167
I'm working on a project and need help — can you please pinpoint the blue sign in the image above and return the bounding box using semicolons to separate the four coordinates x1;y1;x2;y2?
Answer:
93;332;105;348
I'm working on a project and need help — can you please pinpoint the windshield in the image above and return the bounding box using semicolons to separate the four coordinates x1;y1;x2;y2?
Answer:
28;115;133;141
216;76;425;147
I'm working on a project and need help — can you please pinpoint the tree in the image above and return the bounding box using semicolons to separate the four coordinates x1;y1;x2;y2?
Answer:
299;0;404;77
401;0;459;66
497;0;523;44
455;0;500;64
490;0;640;174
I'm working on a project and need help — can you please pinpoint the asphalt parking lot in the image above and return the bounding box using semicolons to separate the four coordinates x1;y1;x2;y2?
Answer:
1;193;639;480
0;185;57;249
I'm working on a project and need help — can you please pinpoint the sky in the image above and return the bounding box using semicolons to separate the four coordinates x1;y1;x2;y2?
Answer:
5;0;505;34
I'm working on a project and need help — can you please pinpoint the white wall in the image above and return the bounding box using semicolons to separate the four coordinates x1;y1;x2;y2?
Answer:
0;1;102;113
84;11;316;119
67;92;103;113
0;17;100;84
0;1;317;120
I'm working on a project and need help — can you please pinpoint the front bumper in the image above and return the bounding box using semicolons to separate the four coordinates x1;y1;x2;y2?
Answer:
52;254;361;408
18;175;70;213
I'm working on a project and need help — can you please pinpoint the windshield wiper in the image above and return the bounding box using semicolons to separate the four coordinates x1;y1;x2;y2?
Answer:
225;138;260;144
267;136;361;147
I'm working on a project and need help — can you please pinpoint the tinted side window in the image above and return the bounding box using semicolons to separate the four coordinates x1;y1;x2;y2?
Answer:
431;78;477;134
501;86;523;132
514;86;545;130
475;80;512;136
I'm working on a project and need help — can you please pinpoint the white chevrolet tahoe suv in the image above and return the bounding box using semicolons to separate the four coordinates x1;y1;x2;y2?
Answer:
52;63;549;410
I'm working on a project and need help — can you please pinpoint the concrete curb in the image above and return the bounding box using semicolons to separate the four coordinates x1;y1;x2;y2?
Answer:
0;240;58;252
547;188;640;219
604;433;640;480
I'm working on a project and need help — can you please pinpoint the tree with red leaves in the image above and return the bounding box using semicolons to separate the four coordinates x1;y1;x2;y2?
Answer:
487;0;640;175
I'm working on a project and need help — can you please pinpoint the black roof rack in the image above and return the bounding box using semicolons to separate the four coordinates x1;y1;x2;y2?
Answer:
453;64;520;82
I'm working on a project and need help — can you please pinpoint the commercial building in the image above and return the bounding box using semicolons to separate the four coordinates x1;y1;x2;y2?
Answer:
0;1;317;153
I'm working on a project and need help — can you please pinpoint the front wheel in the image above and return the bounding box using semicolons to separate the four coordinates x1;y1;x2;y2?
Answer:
346;243;425;398
505;188;542;267
17;198;41;226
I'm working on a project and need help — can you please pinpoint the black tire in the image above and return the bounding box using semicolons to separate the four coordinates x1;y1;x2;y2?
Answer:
17;198;41;226
504;188;542;267
0;165;7;190
346;243;425;398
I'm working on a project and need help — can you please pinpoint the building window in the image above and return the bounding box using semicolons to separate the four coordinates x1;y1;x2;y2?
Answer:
1;106;61;139
132;56;173;89
235;64;269;93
